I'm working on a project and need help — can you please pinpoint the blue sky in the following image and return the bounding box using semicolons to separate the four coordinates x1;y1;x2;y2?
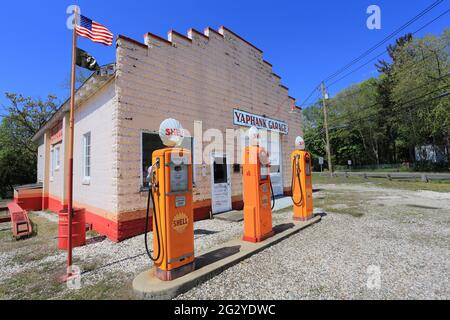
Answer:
0;0;448;110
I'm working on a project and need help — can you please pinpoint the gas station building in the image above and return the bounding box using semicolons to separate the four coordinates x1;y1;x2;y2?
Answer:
30;26;303;242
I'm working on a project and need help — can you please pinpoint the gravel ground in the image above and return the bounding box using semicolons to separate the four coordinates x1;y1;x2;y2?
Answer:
1;183;449;299
66;207;291;280
0;200;292;299
176;184;450;300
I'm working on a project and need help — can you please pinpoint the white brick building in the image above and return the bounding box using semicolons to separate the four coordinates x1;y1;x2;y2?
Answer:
32;26;303;241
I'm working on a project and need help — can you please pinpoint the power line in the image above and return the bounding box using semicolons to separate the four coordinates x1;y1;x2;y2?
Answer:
410;8;450;34
300;84;320;106
330;91;449;133
300;1;445;107
328;74;450;125
329;82;450;127
323;0;444;83
326;9;450;89
327;50;388;88
327;46;449;105
309;44;449;113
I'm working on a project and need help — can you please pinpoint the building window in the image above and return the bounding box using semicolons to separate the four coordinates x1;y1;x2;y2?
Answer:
50;148;55;179
141;132;193;188
83;132;91;181
55;145;61;170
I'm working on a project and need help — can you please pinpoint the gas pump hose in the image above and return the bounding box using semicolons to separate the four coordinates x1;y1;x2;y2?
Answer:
291;157;303;206
269;177;275;210
144;166;163;263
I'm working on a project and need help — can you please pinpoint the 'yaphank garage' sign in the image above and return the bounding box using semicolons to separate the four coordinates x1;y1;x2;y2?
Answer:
233;109;289;135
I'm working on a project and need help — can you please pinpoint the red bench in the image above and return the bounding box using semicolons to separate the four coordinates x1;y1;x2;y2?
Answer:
7;202;32;239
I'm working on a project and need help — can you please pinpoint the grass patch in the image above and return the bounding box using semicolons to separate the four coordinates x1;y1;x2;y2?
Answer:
62;276;136;300
0;214;58;253
0;213;64;299
0;262;66;299
86;229;99;238
313;191;366;218
0;212;138;300
313;173;450;193
328;207;364;218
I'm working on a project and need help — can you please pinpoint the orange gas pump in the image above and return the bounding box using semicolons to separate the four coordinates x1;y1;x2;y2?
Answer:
242;127;274;243
144;119;195;281
291;136;313;221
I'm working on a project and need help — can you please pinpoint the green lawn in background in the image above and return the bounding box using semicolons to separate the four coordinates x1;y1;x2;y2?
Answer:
313;173;450;193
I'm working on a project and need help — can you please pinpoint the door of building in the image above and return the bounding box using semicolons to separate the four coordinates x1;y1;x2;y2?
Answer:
211;154;232;214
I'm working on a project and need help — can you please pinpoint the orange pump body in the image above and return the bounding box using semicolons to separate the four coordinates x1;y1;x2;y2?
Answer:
291;150;313;221
242;146;274;242
152;148;195;280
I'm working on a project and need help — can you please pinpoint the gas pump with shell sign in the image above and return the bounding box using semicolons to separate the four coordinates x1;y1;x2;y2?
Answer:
291;136;314;221
242;127;275;243
144;118;195;281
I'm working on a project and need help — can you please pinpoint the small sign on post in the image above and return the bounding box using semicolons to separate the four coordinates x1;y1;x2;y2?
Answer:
319;157;324;173
348;160;352;172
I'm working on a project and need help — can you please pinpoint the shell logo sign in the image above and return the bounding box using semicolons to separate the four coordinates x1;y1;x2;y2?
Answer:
172;212;189;233
159;118;185;147
295;136;306;150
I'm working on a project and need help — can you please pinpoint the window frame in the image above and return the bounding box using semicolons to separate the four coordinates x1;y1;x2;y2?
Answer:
82;132;91;184
140;131;195;190
54;145;61;171
50;148;55;180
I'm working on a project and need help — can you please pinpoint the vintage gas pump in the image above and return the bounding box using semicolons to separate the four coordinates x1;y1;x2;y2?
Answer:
144;119;195;281
242;127;275;242
291;136;313;221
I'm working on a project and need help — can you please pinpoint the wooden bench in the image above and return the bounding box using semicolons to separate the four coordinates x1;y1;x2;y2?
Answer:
7;202;32;239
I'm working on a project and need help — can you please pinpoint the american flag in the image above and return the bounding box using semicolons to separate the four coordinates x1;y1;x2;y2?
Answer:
76;15;113;46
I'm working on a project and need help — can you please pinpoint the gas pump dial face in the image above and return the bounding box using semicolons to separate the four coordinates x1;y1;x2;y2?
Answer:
259;149;270;181
305;155;311;176
169;154;189;192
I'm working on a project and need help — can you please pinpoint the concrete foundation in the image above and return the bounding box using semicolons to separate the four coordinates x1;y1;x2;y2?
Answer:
133;215;321;299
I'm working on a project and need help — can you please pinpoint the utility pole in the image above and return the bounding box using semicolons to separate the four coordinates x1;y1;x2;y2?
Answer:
321;82;333;175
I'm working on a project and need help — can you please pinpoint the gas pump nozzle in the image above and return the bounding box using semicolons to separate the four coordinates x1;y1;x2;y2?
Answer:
144;157;163;264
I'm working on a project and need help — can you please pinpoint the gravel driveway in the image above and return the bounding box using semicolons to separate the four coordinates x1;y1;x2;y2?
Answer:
1;183;449;299
176;184;450;300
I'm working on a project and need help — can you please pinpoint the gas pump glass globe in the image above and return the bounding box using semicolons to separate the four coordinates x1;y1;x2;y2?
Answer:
295;136;305;150
159;118;185;147
248;126;260;146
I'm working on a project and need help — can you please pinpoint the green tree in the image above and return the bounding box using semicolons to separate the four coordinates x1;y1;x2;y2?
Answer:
303;30;449;172
375;33;413;163
302;102;326;170
390;29;450;162
0;93;58;197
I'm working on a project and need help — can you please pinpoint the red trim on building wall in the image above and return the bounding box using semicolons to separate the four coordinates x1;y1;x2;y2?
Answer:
44;195;245;242
14;196;42;211
42;196;49;210
48;196;65;213
84;210;120;242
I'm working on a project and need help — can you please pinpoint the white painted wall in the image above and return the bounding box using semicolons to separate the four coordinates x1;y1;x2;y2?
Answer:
37;136;44;183
48;141;64;201
72;80;118;214
114;27;303;216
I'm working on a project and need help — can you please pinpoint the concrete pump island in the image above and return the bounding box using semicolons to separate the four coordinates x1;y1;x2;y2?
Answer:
133;120;318;298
